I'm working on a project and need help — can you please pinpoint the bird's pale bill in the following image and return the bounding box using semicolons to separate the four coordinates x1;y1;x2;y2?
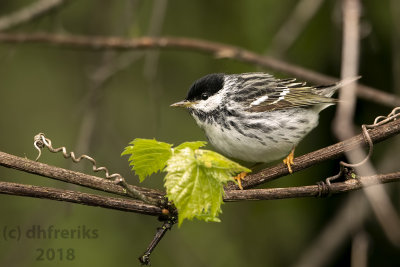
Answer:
170;100;195;108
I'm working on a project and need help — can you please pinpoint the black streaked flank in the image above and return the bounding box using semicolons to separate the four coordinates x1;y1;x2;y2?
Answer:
266;136;278;143
244;122;276;134
186;73;225;101
228;120;266;145
287;126;298;130
298;118;309;124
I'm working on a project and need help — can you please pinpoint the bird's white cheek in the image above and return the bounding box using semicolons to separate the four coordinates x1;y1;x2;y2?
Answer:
193;99;218;113
192;101;205;111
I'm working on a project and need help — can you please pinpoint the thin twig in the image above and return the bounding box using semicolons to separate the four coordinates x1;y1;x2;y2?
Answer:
0;0;71;31
139;216;176;265
334;0;400;247
268;0;325;56
334;0;360;140
224;172;400;201
143;0;168;79
0;32;398;107
351;231;369;267
391;0;400;94
0;181;163;216
142;0;169;135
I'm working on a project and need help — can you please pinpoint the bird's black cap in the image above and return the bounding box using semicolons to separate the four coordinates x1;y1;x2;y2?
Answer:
186;73;225;101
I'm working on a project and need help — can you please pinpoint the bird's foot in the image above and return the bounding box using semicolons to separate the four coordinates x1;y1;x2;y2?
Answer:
283;148;295;173
233;172;247;190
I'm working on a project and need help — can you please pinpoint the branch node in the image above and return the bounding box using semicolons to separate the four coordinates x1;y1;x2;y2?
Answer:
316;181;331;197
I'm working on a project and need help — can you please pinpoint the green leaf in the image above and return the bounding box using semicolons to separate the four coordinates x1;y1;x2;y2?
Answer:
164;147;250;226
122;138;251;225
175;141;207;151
122;138;172;182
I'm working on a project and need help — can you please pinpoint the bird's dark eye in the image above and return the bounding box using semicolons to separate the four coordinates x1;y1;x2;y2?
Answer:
201;93;209;100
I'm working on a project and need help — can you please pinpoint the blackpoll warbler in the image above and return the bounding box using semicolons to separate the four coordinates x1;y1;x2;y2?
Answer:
171;72;357;188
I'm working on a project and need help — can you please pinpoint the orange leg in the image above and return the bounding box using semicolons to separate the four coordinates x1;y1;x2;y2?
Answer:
233;172;247;190
283;147;295;173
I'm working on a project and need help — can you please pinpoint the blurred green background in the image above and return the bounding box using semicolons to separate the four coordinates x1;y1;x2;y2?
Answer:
0;0;399;266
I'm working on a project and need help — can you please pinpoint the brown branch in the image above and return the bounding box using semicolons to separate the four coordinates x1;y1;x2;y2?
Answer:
0;0;71;31
2;167;397;212
226;117;400;190
0;151;164;202
0;180;163;216
1;115;400;204
0;32;398;107
224;172;400;201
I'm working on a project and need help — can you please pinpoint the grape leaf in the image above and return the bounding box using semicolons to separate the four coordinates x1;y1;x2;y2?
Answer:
121;138;172;182
175;141;207;151
164;147;251;226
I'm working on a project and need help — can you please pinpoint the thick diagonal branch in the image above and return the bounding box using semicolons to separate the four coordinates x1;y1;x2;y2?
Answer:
226;117;400;190
0;33;398;107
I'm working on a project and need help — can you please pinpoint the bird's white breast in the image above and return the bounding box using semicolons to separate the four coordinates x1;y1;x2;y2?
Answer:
192;108;319;163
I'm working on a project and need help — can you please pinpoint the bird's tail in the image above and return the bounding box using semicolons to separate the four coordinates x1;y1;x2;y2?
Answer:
314;76;361;97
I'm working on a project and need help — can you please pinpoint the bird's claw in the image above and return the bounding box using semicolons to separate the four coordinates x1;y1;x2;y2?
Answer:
233;172;247;190
283;148;295;173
